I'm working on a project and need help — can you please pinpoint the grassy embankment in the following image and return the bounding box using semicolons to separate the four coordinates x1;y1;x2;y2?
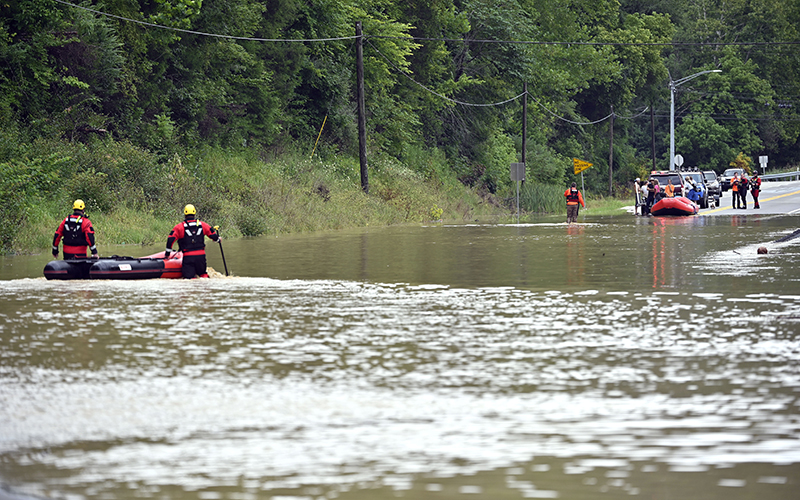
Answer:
2;138;628;256
0;139;498;255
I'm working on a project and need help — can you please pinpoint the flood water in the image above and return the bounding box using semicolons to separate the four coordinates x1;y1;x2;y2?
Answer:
1;213;800;500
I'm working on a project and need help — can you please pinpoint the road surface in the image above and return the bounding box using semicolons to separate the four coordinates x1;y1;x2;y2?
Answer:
700;180;800;215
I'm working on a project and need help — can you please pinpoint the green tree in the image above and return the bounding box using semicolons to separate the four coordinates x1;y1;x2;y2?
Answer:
670;0;799;170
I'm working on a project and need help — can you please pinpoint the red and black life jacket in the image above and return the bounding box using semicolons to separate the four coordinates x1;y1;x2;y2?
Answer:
62;215;87;246
179;220;205;251
566;189;580;203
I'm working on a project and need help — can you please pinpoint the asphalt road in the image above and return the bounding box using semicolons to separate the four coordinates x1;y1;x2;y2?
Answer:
700;180;800;216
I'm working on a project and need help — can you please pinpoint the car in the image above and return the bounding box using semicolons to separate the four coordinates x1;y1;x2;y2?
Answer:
703;171;721;197
680;169;710;208
720;168;744;192
648;171;686;197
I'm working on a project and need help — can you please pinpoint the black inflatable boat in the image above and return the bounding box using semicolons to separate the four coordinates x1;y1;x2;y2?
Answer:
44;252;184;280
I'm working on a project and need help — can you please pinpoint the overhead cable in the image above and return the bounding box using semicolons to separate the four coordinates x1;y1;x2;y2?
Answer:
366;40;525;107
54;1;800;47
54;0;793;123
614;107;651;120
372;34;800;47
52;0;359;42
527;96;614;125
369;40;651;123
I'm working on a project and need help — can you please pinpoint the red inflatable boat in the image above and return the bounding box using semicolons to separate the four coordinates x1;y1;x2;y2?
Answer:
650;196;699;216
44;251;184;280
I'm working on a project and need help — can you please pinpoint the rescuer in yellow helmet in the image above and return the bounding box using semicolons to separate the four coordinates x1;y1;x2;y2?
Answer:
164;204;220;278
52;199;99;260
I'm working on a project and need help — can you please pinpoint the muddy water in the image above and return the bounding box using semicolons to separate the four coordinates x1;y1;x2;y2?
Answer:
1;214;800;500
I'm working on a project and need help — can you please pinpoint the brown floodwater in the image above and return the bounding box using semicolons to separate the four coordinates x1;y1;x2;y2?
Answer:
1;213;799;500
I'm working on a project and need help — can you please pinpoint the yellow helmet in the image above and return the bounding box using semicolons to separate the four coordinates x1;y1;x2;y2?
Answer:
73;199;85;211
184;204;197;216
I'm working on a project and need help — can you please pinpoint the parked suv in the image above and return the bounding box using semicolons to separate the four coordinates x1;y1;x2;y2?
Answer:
648;171;686;197
720;168;744;192
703;170;721;205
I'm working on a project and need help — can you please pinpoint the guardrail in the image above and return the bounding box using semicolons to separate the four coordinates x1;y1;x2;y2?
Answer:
761;169;800;181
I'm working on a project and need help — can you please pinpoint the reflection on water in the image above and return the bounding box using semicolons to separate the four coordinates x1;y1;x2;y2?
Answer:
1;215;800;500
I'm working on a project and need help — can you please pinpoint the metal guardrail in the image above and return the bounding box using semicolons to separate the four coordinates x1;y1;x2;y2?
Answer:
761;169;800;181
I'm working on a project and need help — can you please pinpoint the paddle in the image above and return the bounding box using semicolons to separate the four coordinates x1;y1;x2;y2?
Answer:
214;226;229;276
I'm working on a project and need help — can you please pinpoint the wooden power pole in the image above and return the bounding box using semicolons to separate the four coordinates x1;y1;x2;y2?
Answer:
651;104;656;172
609;105;614;196
522;81;527;182
355;22;369;194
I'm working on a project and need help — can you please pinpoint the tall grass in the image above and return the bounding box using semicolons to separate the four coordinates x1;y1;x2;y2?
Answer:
519;183;565;214
515;183;632;217
2;138;500;254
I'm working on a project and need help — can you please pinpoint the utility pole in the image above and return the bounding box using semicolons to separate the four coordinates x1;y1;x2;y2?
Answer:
650;104;656;171
669;69;721;170
355;22;368;194
609;105;614;196
522;82;527;184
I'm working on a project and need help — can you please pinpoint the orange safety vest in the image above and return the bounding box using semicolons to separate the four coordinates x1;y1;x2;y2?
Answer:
564;188;584;207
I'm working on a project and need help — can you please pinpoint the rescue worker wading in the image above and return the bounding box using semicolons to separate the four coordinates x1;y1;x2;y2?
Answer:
165;204;220;279
52;199;98;260
564;182;586;224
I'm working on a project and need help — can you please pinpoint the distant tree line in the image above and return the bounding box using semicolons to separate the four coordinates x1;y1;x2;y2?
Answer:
2;0;799;195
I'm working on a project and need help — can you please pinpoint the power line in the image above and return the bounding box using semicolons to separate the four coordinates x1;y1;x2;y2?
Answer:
651;113;800;121
55;0;800;48
366;40;526;107
530;96;614;125
53;0;359;42
53;0;800;125
369;40;652;124
682;89;800;101
372;34;800;47
615;107;651;120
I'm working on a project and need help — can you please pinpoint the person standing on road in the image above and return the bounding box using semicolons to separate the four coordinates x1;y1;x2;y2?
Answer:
640;179;649;215
52;199;99;260
564;182;585;224
633;177;644;215
653;179;663;202
731;173;741;209
165;204;221;279
739;173;749;209
645;179;656;213
751;172;762;209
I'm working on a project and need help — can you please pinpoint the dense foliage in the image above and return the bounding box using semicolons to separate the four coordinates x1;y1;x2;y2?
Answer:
1;0;799;251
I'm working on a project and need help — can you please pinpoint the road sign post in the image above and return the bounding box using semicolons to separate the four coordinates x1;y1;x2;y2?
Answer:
573;158;593;194
759;155;768;174
510;162;526;223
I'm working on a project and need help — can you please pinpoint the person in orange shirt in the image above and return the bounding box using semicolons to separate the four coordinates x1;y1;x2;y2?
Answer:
731;173;741;209
664;178;675;198
564;182;585;224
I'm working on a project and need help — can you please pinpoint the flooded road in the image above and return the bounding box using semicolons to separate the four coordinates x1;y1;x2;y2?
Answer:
1;208;800;500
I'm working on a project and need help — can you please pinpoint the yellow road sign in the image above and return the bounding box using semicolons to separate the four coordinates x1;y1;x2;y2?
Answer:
573;158;593;175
